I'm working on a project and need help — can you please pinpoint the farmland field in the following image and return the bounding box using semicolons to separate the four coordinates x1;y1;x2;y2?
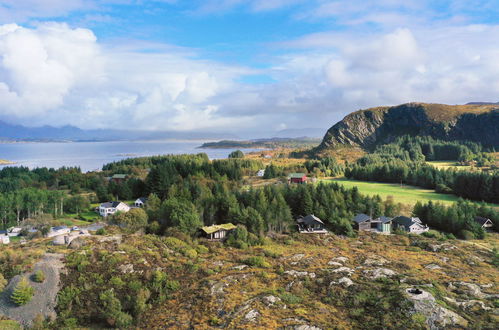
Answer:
322;177;467;206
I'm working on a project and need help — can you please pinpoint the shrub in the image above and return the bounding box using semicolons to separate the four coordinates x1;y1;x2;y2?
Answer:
242;256;271;268
96;228;106;235
11;277;34;306
33;270;45;283
459;230;475;240
0;273;7;292
279;292;302;304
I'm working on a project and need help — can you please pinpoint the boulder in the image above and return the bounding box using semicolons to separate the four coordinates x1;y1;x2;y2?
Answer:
244;309;260;322
363;268;397;279
330;277;354;288
425;264;442;270
363;255;388;266
284;270;316;278
262;295;281;306
330;267;355;276
405;288;468;329
327;261;343;267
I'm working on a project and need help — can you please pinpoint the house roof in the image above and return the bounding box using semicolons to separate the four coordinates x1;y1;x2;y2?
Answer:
392;216;426;229
100;201;125;208
288;173;306;179
136;197;148;203
353;213;372;223
0;230;7;235
377;216;393;224
475;216;492;226
201;223;237;234
112;174;127;179
297;214;324;225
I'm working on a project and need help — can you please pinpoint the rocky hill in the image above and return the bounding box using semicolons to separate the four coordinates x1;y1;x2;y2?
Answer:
2;231;498;329
316;103;499;152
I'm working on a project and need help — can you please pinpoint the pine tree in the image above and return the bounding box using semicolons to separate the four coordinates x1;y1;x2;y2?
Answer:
11;277;34;306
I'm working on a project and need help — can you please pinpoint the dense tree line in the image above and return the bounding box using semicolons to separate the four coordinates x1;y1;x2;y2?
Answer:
346;136;499;203
372;135;495;164
413;199;498;239
346;159;499;203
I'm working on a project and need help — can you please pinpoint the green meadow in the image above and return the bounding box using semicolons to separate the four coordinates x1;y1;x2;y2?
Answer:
322;177;469;206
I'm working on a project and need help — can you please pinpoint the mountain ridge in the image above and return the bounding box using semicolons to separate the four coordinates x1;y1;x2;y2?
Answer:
316;102;499;152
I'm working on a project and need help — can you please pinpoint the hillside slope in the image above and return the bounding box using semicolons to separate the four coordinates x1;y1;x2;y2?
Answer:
317;103;499;151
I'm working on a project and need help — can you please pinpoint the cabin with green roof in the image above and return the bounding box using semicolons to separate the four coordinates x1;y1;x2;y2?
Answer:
201;223;237;241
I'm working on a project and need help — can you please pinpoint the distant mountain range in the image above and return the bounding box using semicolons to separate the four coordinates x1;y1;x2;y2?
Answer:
0;120;240;142
316;102;499;153
0;120;325;143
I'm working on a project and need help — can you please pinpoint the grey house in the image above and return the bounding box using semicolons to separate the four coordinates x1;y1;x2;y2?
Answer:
392;216;429;234
353;214;392;234
297;215;327;233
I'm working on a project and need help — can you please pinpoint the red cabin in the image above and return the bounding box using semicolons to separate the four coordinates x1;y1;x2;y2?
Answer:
288;173;307;184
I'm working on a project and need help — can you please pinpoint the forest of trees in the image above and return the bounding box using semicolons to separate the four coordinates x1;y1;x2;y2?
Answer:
413;199;499;239
0;149;497;241
345;136;499;203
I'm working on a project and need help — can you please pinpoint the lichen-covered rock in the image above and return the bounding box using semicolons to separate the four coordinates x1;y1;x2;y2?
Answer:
244;309;260;322
363;268;397;279
405;288;468;329
330;267;355;276
330;277;354;288
284;270;316;278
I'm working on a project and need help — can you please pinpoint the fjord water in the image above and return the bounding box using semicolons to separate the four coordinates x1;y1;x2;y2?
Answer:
0;140;258;172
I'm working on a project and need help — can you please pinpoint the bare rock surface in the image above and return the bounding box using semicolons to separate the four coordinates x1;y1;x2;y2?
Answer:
0;253;64;328
405;288;467;329
363;268;397;279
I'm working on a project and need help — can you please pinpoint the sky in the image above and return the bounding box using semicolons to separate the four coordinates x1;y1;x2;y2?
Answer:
0;0;499;136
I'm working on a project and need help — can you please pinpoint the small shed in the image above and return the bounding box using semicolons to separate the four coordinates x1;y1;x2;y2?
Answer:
134;197;148;208
256;169;265;177
201;223;237;241
1;233;9;244
288;173;307;184
297;215;327;233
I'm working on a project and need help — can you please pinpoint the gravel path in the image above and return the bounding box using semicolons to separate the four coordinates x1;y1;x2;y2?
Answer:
0;253;64;328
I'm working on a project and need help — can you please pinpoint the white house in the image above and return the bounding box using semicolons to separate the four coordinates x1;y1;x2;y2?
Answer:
8;227;22;237
392;216;429;234
47;226;71;238
134;197;148;208
99;201;131;217
256;169;265;177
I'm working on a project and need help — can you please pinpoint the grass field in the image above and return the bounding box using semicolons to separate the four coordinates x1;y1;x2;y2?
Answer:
322;178;463;206
426;161;472;171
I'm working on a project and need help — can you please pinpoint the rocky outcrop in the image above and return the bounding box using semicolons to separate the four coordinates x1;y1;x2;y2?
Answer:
316;103;499;151
405;288;468;329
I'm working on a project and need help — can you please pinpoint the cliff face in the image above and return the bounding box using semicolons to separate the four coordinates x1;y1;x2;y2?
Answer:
318;103;499;151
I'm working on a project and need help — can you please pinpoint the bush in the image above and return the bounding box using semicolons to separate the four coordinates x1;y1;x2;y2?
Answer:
242;256;271;268
459;230;475;240
0;273;7;292
279;292;302;304
11;277;34;306
96;228;106;235
33;270;45;283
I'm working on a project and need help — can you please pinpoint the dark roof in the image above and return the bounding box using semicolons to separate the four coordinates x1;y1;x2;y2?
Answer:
136;197;148;203
377;216;393;224
101;201;124;208
392;216;413;227
392;216;426;229
0;230;7;235
475;216;492;226
353;213;372;223
297;214;324;225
